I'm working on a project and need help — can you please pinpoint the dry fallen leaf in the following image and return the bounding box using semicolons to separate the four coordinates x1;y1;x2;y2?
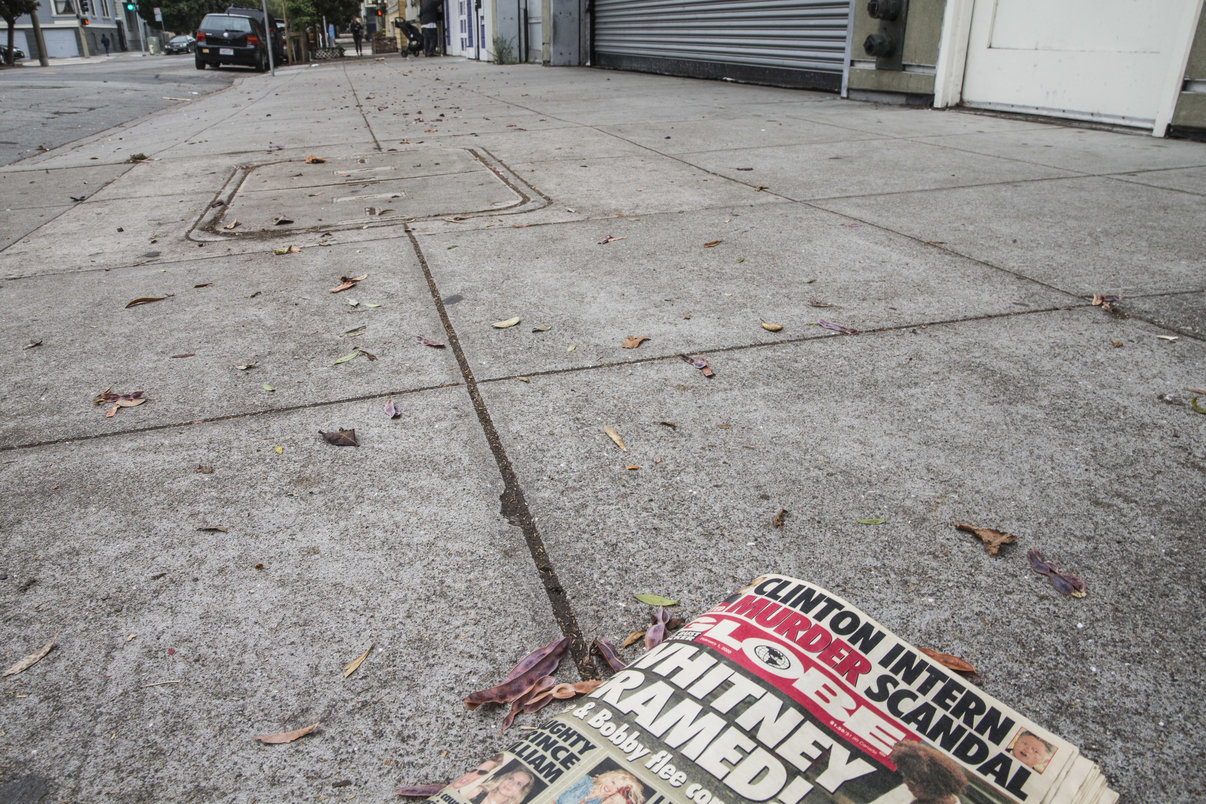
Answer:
492;316;521;328
626;464;639;471
195;465;214;474
817;320;859;335
604;426;627;451
223;220;239;230
125;296;170;308
396;785;447;798
253;722;319;744
761;321;783;332
385;397;401;419
197;526;228;533
918;647;978;678
955;523;1017;556
772;508;787;529
2;636;57;677
703;240;721;248
320;429;359;447
621;335;649;349
304;155;326;164
274;215;294;226
620;630;645;649
342;644;373;678
416;336;445;348
597;235;626;245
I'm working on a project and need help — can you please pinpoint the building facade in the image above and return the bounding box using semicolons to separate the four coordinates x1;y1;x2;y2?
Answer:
9;0;150;59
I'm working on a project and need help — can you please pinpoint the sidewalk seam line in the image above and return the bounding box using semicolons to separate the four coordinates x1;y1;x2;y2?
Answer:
404;225;596;680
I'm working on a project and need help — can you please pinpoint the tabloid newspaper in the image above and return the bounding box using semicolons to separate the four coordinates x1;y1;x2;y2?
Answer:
426;575;1117;804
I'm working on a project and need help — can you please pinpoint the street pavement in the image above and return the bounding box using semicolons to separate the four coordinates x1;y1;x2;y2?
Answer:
0;54;1203;802
0;53;234;166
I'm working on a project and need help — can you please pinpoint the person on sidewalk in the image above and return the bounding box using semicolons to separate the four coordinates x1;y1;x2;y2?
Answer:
420;0;442;57
350;18;363;55
101;34;111;55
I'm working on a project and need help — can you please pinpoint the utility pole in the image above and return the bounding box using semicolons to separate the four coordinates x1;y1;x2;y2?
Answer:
261;0;274;74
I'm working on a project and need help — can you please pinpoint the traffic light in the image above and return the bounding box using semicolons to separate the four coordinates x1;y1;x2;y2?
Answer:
125;1;135;9
80;0;90;12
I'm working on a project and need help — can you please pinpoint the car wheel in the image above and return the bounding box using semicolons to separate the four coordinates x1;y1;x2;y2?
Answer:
195;56;205;69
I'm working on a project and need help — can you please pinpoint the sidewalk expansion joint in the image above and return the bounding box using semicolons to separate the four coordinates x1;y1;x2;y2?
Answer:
470;304;1082;386
405;226;595;681
0;381;465;453
343;61;383;153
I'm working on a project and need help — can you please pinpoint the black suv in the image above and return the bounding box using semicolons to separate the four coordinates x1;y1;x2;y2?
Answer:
195;13;270;71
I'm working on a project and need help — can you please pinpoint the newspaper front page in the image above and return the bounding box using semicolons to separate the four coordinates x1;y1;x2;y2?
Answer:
425;575;1116;804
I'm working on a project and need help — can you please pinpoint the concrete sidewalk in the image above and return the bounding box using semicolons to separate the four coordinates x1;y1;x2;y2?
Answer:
0;56;1203;802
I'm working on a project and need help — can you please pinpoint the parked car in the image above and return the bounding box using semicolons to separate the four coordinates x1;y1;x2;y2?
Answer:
195;13;270;71
165;34;195;54
225;6;286;65
0;46;25;66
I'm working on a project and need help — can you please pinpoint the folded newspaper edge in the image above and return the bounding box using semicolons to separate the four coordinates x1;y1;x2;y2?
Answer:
427;575;1117;804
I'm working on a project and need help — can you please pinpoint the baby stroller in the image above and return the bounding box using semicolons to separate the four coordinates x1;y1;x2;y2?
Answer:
400;20;424;56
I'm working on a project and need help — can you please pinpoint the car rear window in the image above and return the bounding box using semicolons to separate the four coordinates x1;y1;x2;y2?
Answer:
200;15;253;32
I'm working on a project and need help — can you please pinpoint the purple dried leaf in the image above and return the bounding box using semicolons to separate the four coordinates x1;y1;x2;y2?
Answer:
592;637;626;674
416;336;445;348
384;397;400;419
503;636;569;683
817;320;859;335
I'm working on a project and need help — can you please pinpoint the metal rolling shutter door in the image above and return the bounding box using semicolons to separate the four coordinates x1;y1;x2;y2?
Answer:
592;0;850;90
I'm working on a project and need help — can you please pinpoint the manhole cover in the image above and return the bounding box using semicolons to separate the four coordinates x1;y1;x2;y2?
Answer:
194;147;544;237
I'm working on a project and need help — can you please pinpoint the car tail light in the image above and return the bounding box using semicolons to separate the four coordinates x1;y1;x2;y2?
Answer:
196;31;205;42
247;35;259;44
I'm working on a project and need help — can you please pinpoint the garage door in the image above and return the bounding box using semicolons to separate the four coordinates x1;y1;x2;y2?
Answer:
593;0;851;90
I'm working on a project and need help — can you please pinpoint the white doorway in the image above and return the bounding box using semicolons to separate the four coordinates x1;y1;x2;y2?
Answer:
960;0;1198;130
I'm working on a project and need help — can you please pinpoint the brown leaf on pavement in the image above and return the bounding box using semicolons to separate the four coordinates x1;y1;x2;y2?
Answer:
918;647;979;678
304;155;326;164
253;722;319;744
772;509;787;529
679;354;714;377
319;429;359;447
223;219;239;230
396;785;447;798
1028;548;1087;598
955;523;1017;556
2;636;57;677
703;240;721;248
551;680;604;699
604;426;627;451
761;321;783;332
195;465;214;473
274;215;294;226
416;336;445;348
621;335;649;349
125;296;171;308
597;235;626;245
620;631;644;649
342;643;373;678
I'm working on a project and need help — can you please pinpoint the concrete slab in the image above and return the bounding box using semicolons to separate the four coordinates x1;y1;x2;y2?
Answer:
0;192;220;277
912;125;1206;175
443;126;651;165
0;239;459;447
0;392;560;801
599;115;881;155
684;138;1077;201
508;153;778;218
815;176;1206;295
1119;290;1206;339
791;104;1057;139
1111;164;1206;195
478;308;1206;800
0;205;71;252
417;204;1072;379
0;163;131;207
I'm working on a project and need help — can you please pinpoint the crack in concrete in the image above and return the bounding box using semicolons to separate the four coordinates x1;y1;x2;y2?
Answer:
404;226;596;680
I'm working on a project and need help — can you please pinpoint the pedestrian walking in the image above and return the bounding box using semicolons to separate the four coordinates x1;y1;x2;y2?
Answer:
101;34;111;55
351;18;363;56
420;0;442;57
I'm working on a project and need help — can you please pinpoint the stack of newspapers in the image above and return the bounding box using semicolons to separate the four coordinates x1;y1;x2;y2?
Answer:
424;574;1117;804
